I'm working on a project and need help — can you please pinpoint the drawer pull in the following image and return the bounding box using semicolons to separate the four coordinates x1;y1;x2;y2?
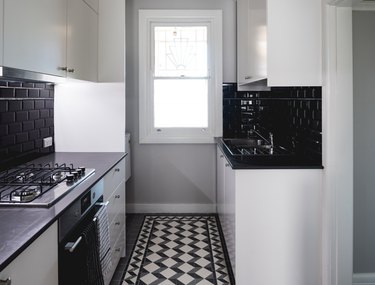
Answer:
115;248;121;252
115;195;120;199
115;168;120;172
225;163;230;167
115;222;121;226
0;278;11;285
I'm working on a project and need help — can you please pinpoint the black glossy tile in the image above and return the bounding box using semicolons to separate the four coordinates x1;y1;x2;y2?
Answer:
0;89;14;98
8;101;21;111
28;89;39;98
0;80;55;165
15;89;27;98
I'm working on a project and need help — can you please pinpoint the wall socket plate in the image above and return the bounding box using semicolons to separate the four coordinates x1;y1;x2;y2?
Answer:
43;137;53;148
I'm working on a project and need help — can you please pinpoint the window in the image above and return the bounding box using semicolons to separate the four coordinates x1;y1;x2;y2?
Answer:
139;10;223;143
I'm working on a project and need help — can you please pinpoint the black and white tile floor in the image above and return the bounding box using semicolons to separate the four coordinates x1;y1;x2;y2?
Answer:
110;214;234;285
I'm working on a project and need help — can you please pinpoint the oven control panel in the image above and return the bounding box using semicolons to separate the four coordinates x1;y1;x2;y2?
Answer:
58;179;104;242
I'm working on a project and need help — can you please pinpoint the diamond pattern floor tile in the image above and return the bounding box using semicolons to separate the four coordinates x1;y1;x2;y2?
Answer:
122;215;233;285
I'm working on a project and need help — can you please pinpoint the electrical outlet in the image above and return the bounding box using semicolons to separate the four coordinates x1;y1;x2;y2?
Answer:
43;137;53;148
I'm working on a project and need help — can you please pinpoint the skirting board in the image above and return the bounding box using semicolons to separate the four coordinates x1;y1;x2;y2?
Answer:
127;203;216;214
353;273;375;285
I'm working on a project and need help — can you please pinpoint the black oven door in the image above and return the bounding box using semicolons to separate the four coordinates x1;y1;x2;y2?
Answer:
59;203;105;285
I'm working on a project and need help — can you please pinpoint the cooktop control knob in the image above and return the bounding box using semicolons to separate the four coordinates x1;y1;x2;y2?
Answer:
66;174;74;184
71;171;78;180
78;167;86;174
76;168;83;177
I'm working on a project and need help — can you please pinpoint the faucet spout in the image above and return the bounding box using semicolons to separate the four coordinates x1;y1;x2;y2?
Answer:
269;132;274;147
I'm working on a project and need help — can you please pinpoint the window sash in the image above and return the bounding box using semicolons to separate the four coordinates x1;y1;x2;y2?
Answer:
139;10;223;144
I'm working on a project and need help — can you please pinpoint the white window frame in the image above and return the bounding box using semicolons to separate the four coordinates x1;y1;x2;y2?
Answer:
139;9;223;144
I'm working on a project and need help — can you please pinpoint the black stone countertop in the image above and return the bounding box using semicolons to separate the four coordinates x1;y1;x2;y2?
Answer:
0;152;126;271
216;138;323;169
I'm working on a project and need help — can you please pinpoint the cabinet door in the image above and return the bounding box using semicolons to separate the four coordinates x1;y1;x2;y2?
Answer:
216;147;226;222
3;0;67;76
237;0;267;86
224;161;236;274
267;0;322;86
67;0;98;81
98;0;126;82
0;222;58;285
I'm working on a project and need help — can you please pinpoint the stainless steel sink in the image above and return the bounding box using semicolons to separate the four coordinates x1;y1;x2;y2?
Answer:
223;138;265;147
222;138;291;156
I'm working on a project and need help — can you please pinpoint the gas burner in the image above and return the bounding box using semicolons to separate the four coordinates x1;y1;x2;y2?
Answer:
11;186;41;202
15;172;35;183
51;171;67;183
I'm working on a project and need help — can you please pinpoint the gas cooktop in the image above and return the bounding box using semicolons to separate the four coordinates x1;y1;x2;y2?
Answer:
0;163;94;207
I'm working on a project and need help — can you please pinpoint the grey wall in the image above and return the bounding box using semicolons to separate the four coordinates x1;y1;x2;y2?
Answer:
126;0;236;212
353;11;375;273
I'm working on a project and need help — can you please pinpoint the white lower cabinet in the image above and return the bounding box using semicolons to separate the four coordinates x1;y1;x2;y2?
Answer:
216;147;323;285
216;147;236;274
0;222;58;285
103;158;126;284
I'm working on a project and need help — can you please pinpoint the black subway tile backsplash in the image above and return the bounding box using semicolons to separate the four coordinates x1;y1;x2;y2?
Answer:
0;80;55;166
223;83;322;164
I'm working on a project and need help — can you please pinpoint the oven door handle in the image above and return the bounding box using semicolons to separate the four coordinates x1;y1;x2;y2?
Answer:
64;236;83;253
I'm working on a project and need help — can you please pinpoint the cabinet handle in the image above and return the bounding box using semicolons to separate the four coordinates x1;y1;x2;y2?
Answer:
67;68;75;73
115;248;121;252
115;222;121;226
0;278;11;285
57;66;67;71
245;75;252;80
115;168;120;172
220;155;224;158
225;163;230;167
115;195;120;199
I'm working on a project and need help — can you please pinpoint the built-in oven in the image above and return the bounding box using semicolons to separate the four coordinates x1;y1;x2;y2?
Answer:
58;179;106;285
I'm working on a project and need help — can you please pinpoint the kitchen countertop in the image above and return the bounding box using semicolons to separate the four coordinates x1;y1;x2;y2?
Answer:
0;152;126;272
217;138;323;169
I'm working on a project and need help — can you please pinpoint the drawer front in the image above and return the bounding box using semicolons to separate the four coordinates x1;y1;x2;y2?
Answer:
104;158;125;200
109;226;125;281
107;180;125;224
109;212;126;248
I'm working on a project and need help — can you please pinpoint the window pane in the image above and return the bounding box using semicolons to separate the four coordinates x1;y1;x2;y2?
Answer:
154;79;208;128
154;26;208;77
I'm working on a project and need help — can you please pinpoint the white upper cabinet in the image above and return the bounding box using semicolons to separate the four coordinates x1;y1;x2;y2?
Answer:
237;0;267;86
2;0;98;82
267;0;322;86
67;0;98;82
238;0;322;87
3;0;67;77
98;0;125;82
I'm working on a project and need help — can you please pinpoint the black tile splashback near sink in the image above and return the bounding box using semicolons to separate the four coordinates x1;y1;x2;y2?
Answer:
0;80;55;168
223;83;322;163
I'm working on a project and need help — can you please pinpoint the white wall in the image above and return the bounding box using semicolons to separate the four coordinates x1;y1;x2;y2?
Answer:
126;0;236;213
322;5;353;285
54;82;125;152
353;10;375;274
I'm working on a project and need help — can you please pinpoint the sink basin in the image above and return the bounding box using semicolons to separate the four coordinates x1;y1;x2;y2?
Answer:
223;138;265;147
222;138;291;156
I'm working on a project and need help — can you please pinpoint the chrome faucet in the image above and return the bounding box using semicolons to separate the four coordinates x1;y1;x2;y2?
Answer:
269;132;274;147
